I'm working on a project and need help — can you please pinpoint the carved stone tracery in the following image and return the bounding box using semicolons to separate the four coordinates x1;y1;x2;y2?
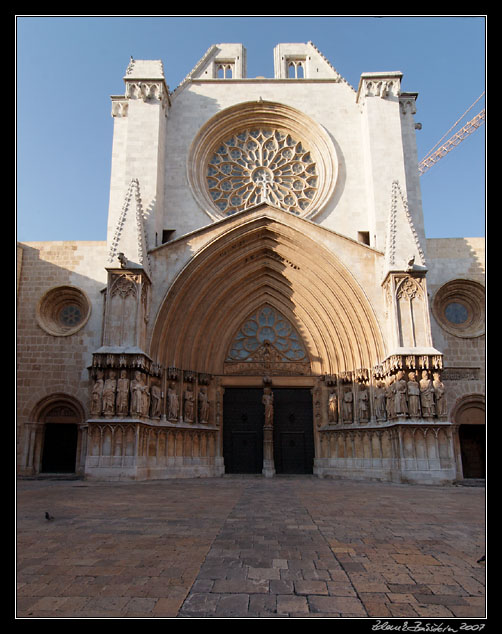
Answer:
224;305;311;376
207;128;319;216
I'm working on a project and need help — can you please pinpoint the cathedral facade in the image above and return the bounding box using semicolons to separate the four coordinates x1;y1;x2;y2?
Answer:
16;43;485;484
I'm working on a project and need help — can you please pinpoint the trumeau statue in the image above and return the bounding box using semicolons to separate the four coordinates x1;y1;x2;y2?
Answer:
262;387;274;427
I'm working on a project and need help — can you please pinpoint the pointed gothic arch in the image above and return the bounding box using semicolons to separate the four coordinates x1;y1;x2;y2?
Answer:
149;207;385;375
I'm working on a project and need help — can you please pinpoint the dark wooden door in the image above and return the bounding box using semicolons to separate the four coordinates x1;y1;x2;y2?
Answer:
459;424;485;478
273;389;314;474
41;423;78;473
223;389;264;473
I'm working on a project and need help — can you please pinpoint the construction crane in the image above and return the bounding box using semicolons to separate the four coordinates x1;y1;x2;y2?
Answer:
418;93;485;175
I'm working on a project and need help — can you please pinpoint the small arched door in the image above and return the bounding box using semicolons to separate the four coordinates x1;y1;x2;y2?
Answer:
459;423;485;479
40;405;80;473
455;399;485;479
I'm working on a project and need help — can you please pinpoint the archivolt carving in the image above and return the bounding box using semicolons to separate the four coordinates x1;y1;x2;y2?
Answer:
150;212;385;375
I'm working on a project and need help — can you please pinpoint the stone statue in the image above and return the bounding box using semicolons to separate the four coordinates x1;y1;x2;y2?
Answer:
102;370;117;415
342;387;353;423
385;377;395;419
374;382;387;421
433;372;447;417
184;384;195;422
116;370;130;416
394;371;408;417
357;386;369;422
328;390;338;423
419;370;435;417
150;380;162;418
130;371;148;416
407;371;421;418
262;387;274;427
91;370;104;417
198;386;210;424
167;383;179;421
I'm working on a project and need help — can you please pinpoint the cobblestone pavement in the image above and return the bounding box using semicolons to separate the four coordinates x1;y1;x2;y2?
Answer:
16;477;485;619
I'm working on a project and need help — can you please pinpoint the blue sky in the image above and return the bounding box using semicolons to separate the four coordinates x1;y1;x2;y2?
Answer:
16;15;486;242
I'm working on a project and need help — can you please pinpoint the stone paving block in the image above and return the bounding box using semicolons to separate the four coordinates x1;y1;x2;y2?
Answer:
214;593;250;617
248;593;277;616
179;592;220;615
276;594;309;615
326;581;357;596
294;579;328;595
247;566;281;581
308;594;366;616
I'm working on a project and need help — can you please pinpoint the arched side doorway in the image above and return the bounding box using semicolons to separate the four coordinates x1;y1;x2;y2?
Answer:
25;394;86;476
453;396;485;480
41;414;79;473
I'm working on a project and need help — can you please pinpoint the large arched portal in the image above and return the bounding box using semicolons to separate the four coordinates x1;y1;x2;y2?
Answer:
150;208;385;375
149;207;386;475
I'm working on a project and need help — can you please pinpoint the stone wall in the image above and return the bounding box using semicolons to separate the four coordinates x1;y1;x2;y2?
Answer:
16;241;107;472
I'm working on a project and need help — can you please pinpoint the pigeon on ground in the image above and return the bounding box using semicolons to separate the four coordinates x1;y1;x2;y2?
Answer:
477;555;485;564
45;512;54;521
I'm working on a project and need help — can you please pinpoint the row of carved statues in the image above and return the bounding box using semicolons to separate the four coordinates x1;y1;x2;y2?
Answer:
90;367;447;425
90;369;211;424
327;370;447;425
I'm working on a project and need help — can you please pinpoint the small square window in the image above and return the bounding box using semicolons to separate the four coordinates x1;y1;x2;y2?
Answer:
358;231;370;246
162;229;176;243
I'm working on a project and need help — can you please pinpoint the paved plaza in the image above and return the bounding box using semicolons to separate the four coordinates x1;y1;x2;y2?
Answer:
16;476;485;619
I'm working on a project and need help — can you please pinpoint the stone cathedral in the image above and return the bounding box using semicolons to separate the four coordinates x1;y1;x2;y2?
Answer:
16;43;485;484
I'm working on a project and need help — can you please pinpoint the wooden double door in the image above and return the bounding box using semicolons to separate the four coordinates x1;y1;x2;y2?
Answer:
223;388;314;474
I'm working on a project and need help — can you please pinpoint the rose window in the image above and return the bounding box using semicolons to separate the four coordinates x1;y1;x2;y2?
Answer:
226;305;308;362
206;129;318;216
